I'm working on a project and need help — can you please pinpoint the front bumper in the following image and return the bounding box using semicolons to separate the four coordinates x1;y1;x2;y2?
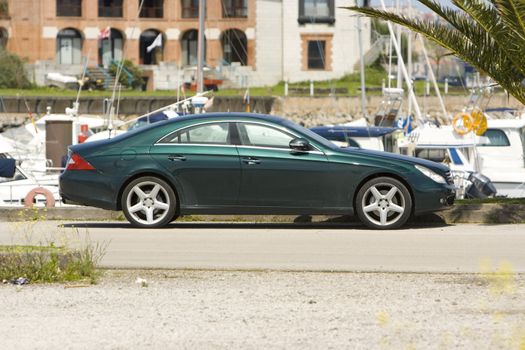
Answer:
413;184;456;215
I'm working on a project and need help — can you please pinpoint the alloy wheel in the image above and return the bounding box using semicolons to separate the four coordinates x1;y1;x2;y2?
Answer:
125;181;172;226
361;182;406;227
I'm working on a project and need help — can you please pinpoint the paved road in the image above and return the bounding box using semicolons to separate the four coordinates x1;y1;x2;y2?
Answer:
1;221;524;273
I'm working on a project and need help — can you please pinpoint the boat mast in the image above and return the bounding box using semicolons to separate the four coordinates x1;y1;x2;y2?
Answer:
379;0;422;122
196;0;206;93
357;0;368;119
407;0;413;117
395;0;403;90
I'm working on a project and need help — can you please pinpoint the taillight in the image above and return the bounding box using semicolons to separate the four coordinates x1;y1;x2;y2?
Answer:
66;153;95;171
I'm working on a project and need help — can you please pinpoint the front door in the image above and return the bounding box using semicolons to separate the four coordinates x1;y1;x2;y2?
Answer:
150;122;240;207
235;122;332;209
59;38;73;65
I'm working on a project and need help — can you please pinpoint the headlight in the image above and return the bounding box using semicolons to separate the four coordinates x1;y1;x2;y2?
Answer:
415;165;447;184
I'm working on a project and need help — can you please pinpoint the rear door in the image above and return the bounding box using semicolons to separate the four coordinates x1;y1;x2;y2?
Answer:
150;122;240;207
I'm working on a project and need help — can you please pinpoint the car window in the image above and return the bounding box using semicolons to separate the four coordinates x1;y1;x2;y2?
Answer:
480;129;510;147
238;123;294;149
160;122;231;145
415;148;447;163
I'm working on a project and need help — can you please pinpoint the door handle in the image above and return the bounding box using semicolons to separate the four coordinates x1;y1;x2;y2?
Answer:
168;154;186;161
242;157;260;165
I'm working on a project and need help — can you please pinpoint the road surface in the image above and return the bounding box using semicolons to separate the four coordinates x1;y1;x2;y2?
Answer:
1;221;523;273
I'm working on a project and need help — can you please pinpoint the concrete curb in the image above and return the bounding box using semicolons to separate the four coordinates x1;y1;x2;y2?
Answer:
1;203;524;224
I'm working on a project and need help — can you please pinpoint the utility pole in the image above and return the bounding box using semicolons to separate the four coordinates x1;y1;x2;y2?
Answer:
196;0;206;93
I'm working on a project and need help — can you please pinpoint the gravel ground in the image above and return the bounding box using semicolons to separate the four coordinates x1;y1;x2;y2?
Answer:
1;270;525;350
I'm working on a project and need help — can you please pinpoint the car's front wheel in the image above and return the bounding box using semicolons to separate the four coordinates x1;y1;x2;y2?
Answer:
355;177;412;229
121;176;176;228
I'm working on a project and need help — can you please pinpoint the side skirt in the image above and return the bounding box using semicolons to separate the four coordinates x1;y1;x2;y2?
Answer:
180;205;354;216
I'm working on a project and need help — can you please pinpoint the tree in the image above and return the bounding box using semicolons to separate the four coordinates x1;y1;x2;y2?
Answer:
345;0;525;104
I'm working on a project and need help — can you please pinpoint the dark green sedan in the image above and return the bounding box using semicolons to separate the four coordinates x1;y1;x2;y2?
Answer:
60;113;455;229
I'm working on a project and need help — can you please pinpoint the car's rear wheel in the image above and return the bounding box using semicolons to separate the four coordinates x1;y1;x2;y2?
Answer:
355;177;412;229
121;176;176;228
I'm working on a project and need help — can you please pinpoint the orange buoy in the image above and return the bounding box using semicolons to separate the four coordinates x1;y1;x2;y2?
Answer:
471;108;488;136
24;187;55;208
452;112;473;135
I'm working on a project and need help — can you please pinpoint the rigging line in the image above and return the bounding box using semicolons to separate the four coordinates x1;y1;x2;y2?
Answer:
75;49;91;107
108;0;146;113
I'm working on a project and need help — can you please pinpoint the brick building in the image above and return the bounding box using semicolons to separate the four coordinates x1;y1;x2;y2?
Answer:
0;0;368;89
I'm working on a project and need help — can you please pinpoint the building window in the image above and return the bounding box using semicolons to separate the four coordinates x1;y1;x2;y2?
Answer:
56;0;82;17
56;28;83;64
221;29;247;66
99;0;123;17
181;29;206;66
181;0;199;18
307;41;325;69
222;0;247;18
0;27;7;49
298;0;335;24
140;29;163;64
0;0;9;19
139;0;163;18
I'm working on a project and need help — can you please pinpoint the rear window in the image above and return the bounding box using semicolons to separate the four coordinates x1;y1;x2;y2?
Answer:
480;129;510;147
159;123;231;145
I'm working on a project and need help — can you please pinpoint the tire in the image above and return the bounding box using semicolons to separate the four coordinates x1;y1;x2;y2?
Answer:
121;176;176;228
355;177;412;230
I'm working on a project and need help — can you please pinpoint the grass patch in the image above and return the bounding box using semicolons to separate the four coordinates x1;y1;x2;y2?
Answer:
0;242;105;284
456;198;525;205
0;67;469;98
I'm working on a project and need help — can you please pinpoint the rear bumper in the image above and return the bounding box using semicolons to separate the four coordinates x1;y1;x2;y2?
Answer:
59;170;119;210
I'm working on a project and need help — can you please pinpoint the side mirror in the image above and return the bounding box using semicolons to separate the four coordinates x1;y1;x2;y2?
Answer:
289;138;311;152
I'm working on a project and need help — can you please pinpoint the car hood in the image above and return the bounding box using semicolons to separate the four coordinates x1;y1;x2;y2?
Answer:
336;147;450;174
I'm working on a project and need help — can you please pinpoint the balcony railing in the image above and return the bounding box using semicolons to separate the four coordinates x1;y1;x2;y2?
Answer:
140;6;163;18
57;2;82;17
182;6;198;18
223;6;247;18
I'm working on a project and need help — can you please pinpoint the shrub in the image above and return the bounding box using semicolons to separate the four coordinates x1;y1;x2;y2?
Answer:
109;59;144;90
0;50;31;88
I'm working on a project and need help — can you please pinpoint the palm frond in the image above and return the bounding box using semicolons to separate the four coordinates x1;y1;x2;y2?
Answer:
452;0;525;75
493;0;525;40
344;3;525;104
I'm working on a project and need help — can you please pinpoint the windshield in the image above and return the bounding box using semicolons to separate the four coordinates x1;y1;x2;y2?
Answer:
520;128;525;166
0;168;26;183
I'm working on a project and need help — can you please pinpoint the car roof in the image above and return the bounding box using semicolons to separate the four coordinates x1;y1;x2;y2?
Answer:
163;112;288;125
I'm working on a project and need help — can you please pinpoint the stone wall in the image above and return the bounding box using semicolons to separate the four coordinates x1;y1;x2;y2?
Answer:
1;94;522;129
271;94;524;127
